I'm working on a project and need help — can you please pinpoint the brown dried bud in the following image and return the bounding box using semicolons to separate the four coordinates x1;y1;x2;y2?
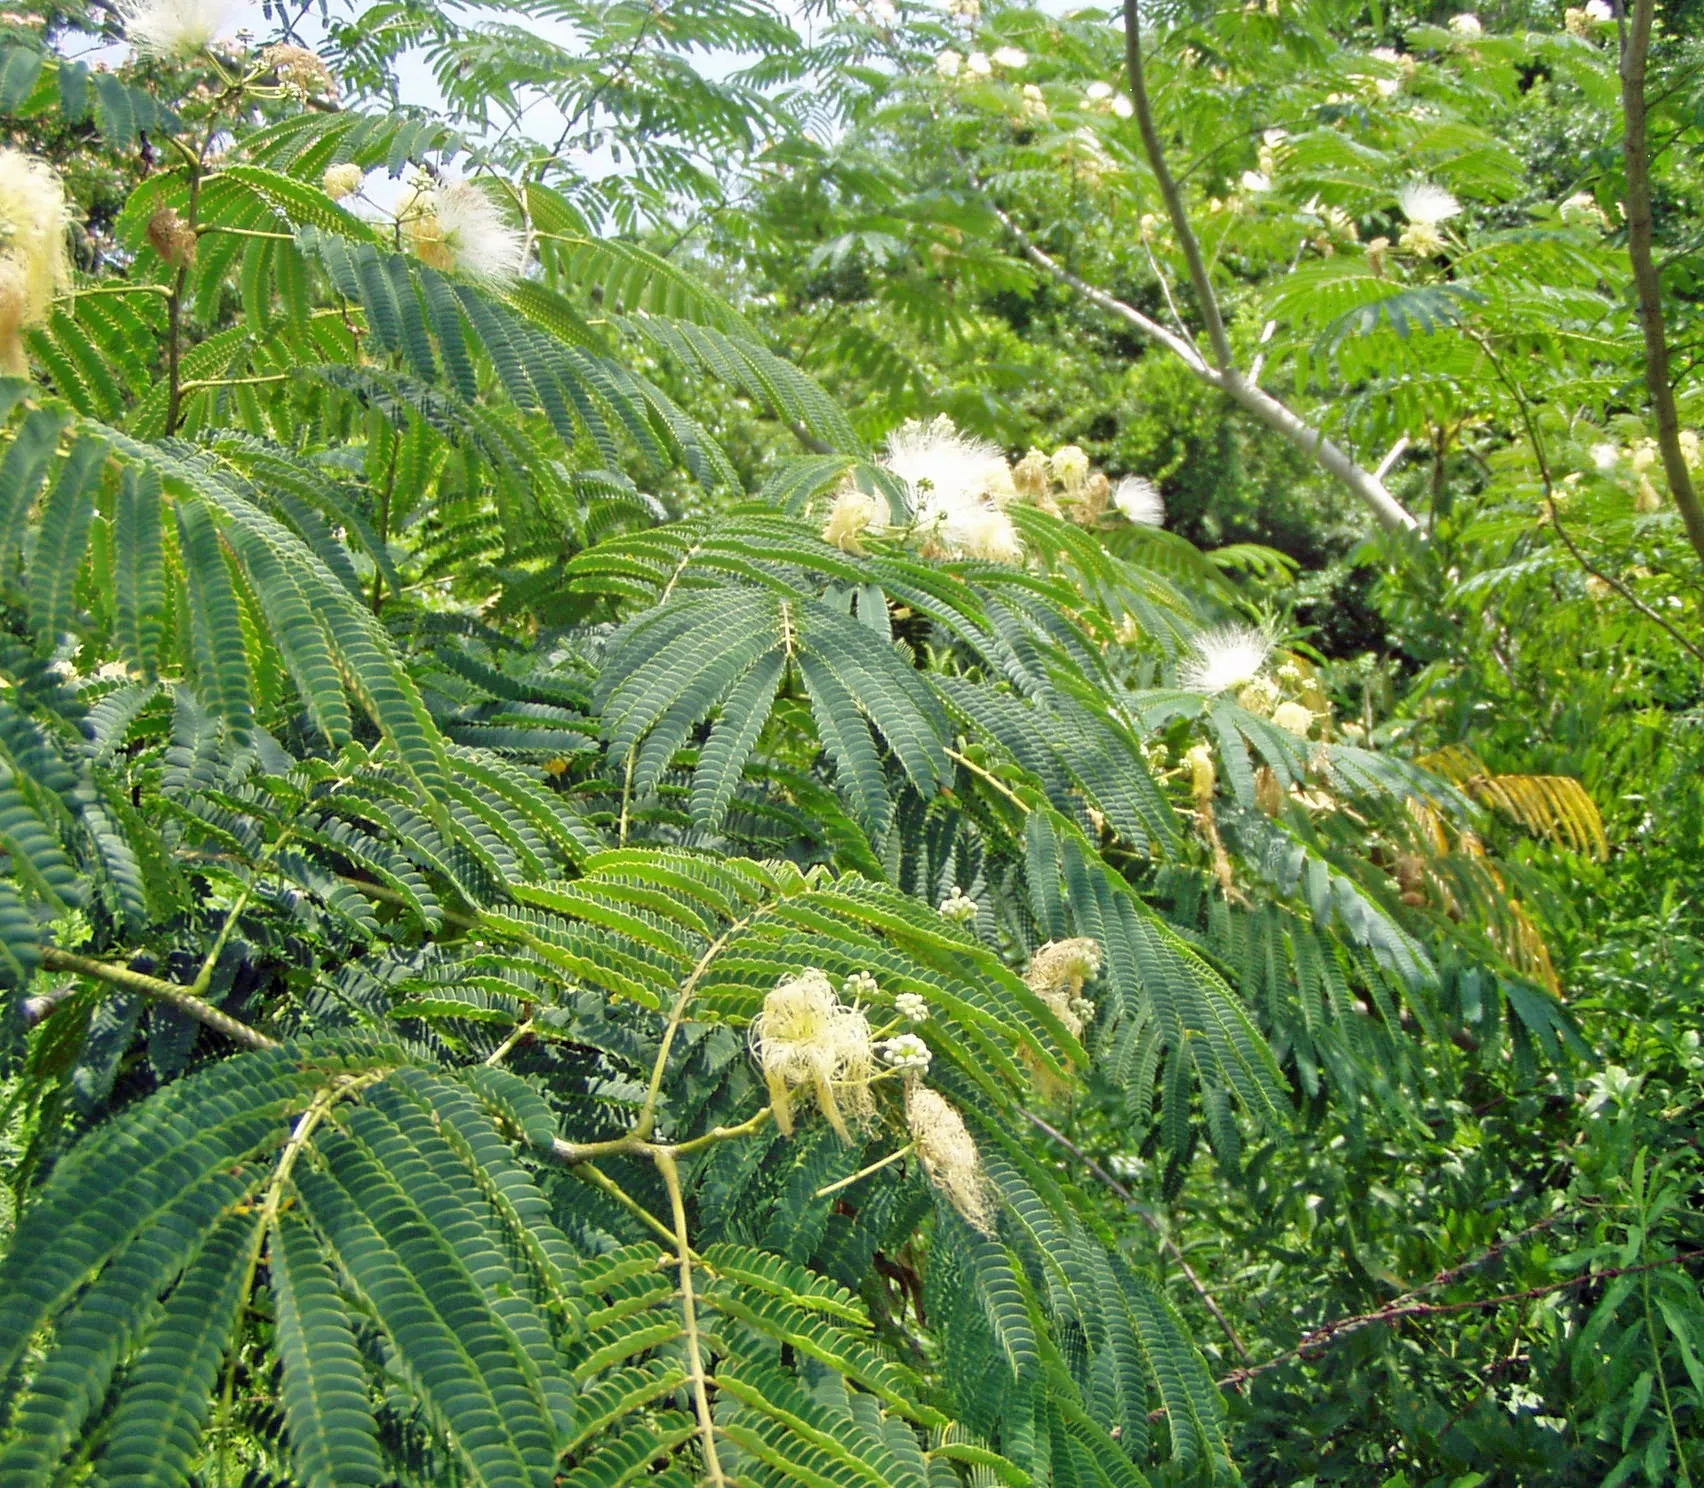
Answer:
147;207;197;268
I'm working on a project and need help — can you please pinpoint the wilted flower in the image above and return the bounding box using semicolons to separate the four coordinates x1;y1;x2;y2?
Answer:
119;0;231;58
750;969;875;1141
1049;443;1090;492
146;206;197;268
1448;12;1483;36
0;149;72;378
322;163;365;201
400;177;527;282
877;1033;932;1071
263;43;337;100
991;45;1028;69
935;47;962;78
906;1084;994;1229
965;50;993;76
1399;183;1461;227
821;485;888;551
1024;938;1103;1038
1180;623;1273;694
895;991;930;1022
939;885;978;922
1012;448;1050;497
1273;700;1313;737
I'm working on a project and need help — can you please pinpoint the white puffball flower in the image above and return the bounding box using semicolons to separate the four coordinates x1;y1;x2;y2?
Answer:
936;47;962;78
1113;475;1165;526
1110;92;1133;118
1449;12;1483;36
1085;80;1115;102
1590;442;1621;471
991;45;1028;69
1240;169;1272;194
322;163;365;201
120;0;232;58
883;415;1021;562
965;50;993;76
1399;183;1461;227
0;148;73;378
401;178;527;282
1585;0;1612;16
895;991;930;1022
1560;191;1606;228
1180;623;1274;694
877;1033;932;1072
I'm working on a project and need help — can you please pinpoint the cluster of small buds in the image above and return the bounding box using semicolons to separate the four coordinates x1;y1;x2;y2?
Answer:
844;970;880;1002
1068;996;1096;1026
877;1033;932;1072
939;886;978;923
895;991;931;1022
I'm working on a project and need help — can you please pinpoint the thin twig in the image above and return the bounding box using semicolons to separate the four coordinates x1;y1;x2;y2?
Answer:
40;947;278;1050
655;1149;728;1486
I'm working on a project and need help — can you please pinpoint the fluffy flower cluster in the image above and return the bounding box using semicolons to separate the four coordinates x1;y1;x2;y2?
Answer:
750;970;875;1141
1024;937;1103;1038
1083;80;1134;118
883;416;1022;562
1112;475;1166;526
1559;191;1607;229
894;991;930;1022
1180;623;1273;694
323;163;366;202
1448;12;1483;37
0;149;72;378
906;1084;994;1230
877;1033;932;1072
263;43;338;101
939;885;978;923
120;0;231;59
399;177;527;282
1563;0;1611;35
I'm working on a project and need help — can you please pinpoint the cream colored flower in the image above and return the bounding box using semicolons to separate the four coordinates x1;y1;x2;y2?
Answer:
1240;169;1272;194
991;46;1028;69
0;149;72;378
119;0;231;58
1019;83;1047;120
263;42;337;100
750;970;875;1142
1590;442;1621;471
1398;220;1446;257
1449;12;1483;36
965;50;993;77
1273;700;1313;737
906;1085;994;1230
1559;191;1606;228
1049;443;1090;492
322;163;365;201
821;485;887;551
935;47;962;78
